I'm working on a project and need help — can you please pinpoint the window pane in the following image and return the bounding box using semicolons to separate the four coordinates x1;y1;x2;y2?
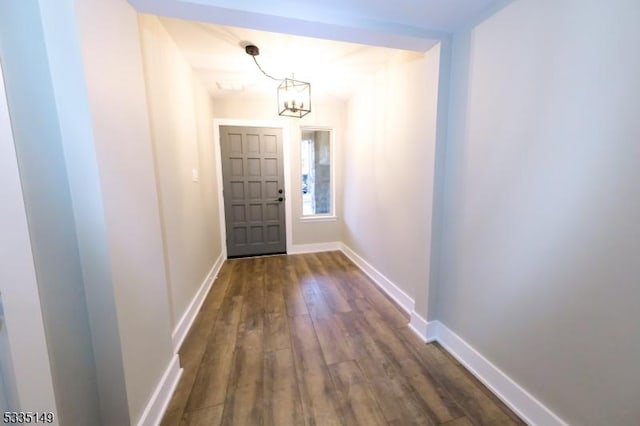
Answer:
301;130;331;215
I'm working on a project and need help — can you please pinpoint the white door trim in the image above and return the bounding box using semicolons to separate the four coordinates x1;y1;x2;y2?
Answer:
212;118;293;257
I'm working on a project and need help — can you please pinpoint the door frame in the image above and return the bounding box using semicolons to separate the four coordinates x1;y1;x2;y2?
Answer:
213;118;293;258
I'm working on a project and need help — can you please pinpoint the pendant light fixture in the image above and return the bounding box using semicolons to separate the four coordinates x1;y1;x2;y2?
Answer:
245;45;311;118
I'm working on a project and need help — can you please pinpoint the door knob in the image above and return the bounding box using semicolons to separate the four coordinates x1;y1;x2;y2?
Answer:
276;197;284;202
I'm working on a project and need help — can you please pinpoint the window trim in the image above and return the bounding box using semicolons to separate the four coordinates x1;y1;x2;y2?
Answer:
299;126;336;219
299;215;337;223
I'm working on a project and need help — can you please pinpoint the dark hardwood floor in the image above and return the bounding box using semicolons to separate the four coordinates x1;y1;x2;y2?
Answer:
161;251;524;426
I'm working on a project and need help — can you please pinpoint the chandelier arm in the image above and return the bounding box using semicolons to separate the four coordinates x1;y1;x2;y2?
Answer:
252;56;283;82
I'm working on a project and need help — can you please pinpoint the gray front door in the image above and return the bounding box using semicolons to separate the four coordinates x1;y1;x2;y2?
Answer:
220;126;286;257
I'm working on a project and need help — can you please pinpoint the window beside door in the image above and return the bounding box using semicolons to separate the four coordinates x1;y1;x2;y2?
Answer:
301;128;334;219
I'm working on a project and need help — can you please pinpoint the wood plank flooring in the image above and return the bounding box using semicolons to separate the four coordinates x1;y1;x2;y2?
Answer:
161;251;525;426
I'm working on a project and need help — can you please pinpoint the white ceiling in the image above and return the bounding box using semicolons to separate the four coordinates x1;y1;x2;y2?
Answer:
158;17;426;100
131;0;506;34
131;0;508;100
186;0;501;32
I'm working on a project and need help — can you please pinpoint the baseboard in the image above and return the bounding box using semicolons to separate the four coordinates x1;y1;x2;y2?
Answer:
171;253;225;352
339;243;414;314
425;319;440;343
288;241;341;254
409;311;429;342
428;321;567;426
136;354;182;426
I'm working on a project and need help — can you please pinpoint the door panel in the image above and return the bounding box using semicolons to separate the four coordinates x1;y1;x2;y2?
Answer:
220;126;286;257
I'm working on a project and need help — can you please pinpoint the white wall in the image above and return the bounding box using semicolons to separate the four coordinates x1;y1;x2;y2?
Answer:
139;15;222;329
343;46;440;315
74;0;175;423
38;1;133;423
0;1;102;423
0;42;57;418
435;0;640;424
213;97;345;245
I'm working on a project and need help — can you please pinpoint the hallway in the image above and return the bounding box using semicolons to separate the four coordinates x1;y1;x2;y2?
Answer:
162;252;523;425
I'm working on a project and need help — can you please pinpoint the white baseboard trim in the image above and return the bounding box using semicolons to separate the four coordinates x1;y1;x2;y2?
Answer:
136;354;182;426
428;320;567;426
409;311;429;342
288;241;341;254
425;319;440;343
171;253;225;352
339;243;414;314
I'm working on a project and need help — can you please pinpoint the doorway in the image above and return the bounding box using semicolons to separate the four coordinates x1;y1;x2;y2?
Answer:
219;125;287;257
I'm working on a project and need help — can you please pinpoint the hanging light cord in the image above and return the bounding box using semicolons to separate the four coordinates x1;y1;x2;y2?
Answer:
252;56;283;82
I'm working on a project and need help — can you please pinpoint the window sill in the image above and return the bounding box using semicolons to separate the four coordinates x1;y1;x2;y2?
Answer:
299;215;338;223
